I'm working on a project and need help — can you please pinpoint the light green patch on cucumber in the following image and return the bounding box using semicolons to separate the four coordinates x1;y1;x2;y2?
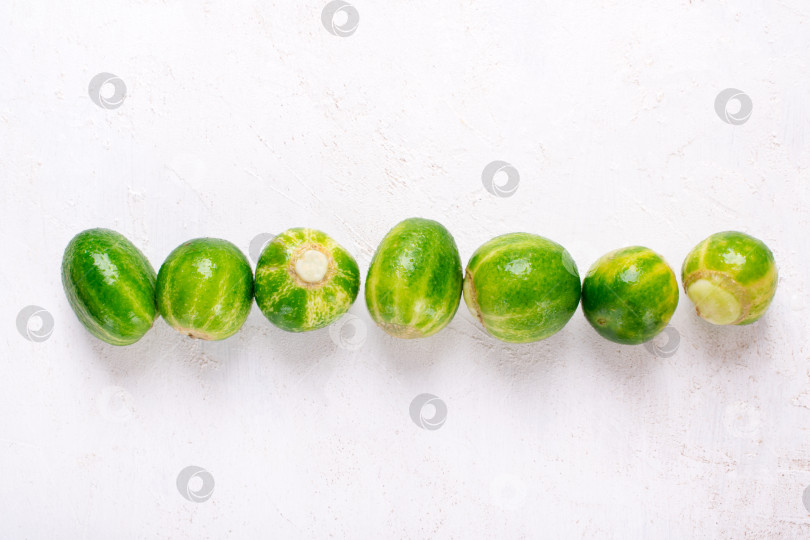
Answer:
686;278;741;325
254;228;360;332
157;238;253;340
61;228;157;346
365;218;463;339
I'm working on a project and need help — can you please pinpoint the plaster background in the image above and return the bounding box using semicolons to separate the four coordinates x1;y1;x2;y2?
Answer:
1;0;809;537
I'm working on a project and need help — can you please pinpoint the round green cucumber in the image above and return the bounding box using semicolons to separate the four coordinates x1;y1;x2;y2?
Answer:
681;231;777;325
581;246;679;345
61;228;157;345
254;228;360;332
365;218;463;338
463;233;581;343
156;238;253;340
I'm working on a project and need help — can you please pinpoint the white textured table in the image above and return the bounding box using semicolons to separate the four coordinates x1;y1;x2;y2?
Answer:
3;1;809;538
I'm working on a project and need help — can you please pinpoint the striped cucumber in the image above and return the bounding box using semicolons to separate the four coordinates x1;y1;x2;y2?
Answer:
581;246;679;344
463;233;581;343
61;228;157;345
156;238;253;340
365;218;462;338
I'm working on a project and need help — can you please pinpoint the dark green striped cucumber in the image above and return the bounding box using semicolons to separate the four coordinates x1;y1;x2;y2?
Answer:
365;218;463;338
156;238;253;340
61;228;157;345
581;246;679;344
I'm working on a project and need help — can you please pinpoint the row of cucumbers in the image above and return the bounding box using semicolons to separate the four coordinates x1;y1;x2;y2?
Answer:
61;218;778;346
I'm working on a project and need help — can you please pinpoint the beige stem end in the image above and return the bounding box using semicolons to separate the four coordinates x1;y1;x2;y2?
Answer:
294;249;330;284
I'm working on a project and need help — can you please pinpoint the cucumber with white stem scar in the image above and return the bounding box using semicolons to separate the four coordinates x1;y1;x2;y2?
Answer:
681;231;777;325
254;228;360;332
